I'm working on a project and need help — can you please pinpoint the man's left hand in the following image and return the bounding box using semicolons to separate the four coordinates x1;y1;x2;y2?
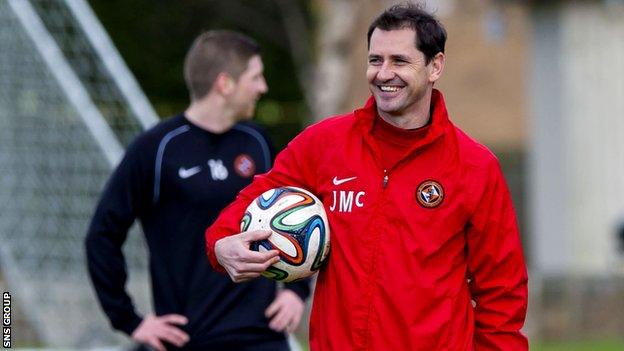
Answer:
265;289;305;333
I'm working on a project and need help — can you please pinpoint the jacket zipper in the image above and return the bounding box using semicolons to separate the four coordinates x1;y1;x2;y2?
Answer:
381;146;428;189
382;169;389;188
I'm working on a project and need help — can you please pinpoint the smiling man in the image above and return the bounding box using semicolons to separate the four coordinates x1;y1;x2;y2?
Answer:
86;30;309;351
207;4;528;350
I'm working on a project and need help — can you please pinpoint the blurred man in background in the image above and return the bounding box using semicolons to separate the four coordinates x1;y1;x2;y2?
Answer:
207;4;528;350
86;30;308;351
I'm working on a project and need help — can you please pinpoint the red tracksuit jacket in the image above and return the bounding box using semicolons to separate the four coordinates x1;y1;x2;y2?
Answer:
206;90;528;350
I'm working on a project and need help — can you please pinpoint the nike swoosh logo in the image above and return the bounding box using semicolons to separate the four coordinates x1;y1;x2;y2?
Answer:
178;166;202;179
332;176;357;185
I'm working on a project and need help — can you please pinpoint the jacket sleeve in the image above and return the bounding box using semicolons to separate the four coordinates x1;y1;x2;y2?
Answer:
466;158;529;350
206;127;318;272
84;139;152;335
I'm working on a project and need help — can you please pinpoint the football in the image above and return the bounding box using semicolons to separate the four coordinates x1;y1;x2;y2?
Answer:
241;186;330;282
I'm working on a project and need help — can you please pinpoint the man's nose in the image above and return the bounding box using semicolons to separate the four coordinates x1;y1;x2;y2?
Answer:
376;64;395;81
258;77;268;94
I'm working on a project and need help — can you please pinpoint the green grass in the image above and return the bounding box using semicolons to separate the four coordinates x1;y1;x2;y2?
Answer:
531;340;624;351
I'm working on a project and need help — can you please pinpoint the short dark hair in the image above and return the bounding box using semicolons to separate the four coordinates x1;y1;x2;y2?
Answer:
367;2;447;64
184;30;260;101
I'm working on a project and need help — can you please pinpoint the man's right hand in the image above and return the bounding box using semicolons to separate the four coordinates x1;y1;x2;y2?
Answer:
215;230;280;282
131;314;189;351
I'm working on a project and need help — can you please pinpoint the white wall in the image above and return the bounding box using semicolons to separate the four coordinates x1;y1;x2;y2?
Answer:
530;2;624;275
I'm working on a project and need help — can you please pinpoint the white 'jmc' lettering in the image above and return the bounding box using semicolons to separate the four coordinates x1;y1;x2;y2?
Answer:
330;190;365;212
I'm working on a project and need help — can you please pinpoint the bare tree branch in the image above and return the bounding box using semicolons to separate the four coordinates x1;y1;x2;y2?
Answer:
275;0;315;115
310;0;358;120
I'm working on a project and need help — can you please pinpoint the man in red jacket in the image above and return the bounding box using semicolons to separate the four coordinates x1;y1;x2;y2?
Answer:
206;3;528;350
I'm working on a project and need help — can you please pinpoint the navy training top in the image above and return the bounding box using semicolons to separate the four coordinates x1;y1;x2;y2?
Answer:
85;114;309;350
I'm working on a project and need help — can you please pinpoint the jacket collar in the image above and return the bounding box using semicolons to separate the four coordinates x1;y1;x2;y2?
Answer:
355;89;450;153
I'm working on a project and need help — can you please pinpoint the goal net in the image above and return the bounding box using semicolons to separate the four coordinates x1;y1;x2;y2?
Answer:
0;0;158;347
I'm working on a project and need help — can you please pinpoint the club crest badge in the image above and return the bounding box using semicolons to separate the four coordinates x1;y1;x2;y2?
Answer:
234;154;255;178
416;180;444;208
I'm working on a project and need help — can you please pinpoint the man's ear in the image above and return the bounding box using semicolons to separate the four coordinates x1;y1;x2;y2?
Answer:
214;72;236;95
428;52;445;83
